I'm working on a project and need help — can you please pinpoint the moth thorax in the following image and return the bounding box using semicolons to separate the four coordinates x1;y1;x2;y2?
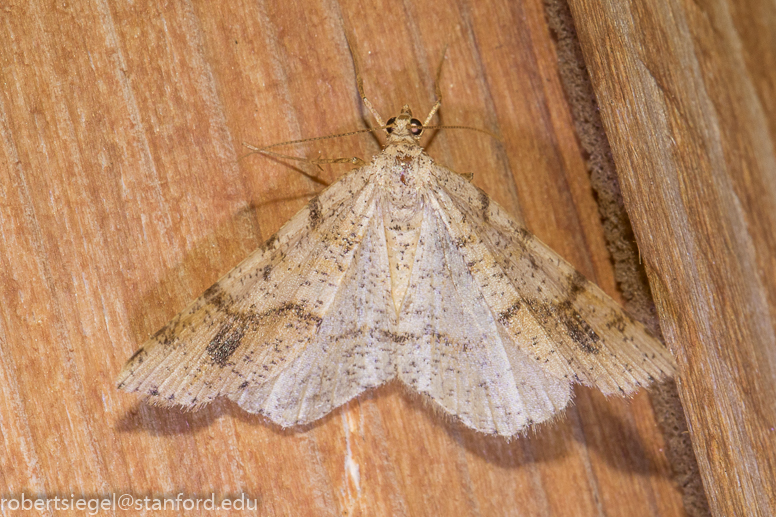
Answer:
383;154;419;206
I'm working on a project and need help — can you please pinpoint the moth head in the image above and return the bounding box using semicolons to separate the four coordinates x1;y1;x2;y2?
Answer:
385;105;424;140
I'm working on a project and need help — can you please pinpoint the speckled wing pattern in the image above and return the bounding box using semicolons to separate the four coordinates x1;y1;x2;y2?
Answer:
118;113;675;437
117;166;381;408
231;209;397;424
395;202;572;435
428;166;675;396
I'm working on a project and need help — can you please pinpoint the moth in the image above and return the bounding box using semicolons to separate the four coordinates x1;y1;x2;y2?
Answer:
118;57;675;437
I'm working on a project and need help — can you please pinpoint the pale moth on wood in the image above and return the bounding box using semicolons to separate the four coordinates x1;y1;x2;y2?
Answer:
118;51;676;437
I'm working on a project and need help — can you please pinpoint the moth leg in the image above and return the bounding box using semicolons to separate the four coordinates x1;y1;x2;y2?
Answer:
445;166;474;182
250;148;364;169
310;156;367;167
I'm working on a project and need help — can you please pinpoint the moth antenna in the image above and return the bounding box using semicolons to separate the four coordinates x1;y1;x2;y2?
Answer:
423;44;448;127
345;31;386;130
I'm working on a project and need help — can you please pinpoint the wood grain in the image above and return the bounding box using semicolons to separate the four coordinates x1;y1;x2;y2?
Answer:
0;0;687;515
567;0;776;515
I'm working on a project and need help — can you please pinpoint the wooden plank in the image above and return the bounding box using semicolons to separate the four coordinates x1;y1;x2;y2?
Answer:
0;0;687;514
566;0;776;515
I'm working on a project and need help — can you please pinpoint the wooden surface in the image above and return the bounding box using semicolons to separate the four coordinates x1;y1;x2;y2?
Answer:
567;0;776;515
0;1;688;515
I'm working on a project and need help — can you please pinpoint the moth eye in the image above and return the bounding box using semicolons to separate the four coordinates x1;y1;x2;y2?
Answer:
386;117;396;134
410;118;423;136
